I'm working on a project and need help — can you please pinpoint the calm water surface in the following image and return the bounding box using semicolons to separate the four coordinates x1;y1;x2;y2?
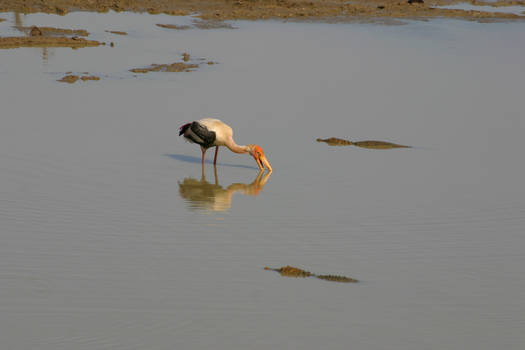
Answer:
1;12;524;350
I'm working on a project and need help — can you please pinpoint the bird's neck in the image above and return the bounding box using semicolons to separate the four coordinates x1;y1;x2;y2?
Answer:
225;138;251;154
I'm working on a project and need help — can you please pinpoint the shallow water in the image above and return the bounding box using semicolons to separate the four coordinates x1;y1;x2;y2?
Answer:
435;3;525;15
1;12;525;350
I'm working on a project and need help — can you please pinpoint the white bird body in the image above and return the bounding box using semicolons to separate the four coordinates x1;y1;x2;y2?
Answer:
179;118;272;172
196;118;233;147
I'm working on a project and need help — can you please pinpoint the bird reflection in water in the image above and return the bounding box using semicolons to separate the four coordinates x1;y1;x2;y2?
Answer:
178;167;271;212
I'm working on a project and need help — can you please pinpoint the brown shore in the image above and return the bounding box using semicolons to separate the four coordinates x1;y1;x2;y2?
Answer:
0;36;101;49
0;0;524;22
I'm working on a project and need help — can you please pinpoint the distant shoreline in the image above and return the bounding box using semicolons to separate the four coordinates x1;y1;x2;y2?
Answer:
1;0;524;22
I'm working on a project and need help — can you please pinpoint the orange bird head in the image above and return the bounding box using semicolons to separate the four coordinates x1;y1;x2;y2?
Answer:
248;144;272;172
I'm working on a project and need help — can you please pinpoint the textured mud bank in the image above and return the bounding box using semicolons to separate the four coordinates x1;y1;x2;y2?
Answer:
0;36;100;49
0;0;523;21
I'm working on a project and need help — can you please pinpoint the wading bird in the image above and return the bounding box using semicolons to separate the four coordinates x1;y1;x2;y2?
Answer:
179;118;272;172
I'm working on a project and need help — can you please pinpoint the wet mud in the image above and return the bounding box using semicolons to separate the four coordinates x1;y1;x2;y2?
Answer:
58;73;100;83
265;266;359;283
317;137;411;149
0;36;101;49
1;0;523;22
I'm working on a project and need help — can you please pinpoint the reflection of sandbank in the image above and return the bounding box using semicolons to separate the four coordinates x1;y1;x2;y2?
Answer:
178;167;271;212
156;20;236;30
18;26;90;37
317;137;410;149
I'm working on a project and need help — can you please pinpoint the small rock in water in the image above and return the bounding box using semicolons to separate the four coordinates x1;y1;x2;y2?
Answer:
30;26;42;36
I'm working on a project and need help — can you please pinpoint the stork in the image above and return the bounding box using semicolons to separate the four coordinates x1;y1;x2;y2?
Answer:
179;118;272;172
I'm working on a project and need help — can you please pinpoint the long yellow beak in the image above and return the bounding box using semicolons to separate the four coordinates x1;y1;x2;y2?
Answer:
259;155;272;173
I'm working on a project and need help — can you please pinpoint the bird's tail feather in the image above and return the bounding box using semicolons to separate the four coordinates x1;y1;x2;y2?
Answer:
179;123;192;136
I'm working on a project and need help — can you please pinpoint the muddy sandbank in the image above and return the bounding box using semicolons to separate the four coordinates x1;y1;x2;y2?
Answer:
0;0;523;22
0;36;101;49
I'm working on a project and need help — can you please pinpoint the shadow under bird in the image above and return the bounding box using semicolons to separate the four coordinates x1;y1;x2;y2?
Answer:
179;118;272;172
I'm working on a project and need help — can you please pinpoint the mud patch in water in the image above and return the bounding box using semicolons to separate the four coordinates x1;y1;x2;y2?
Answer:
0;35;101;49
265;266;359;283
